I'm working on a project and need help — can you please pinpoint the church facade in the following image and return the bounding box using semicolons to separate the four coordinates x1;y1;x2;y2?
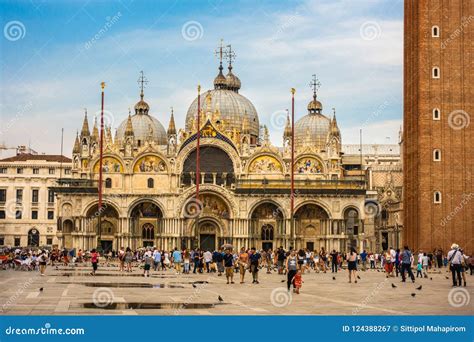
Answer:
53;49;388;253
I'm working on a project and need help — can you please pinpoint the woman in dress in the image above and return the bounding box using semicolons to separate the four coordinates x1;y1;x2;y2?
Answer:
124;247;133;273
346;247;358;283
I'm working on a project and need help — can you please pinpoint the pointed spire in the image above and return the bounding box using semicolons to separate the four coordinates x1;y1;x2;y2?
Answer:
92;117;99;141
106;125;113;144
81;109;90;136
284;109;291;138
73;130;80;153
330;107;340;137
168;107;176;135
125;113;134;137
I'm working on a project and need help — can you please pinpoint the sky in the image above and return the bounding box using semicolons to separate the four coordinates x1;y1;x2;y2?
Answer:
0;0;404;157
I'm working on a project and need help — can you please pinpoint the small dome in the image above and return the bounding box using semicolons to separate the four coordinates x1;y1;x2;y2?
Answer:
225;69;241;92
116;112;167;146
214;67;227;89
307;99;323;112
134;95;150;114
294;112;330;150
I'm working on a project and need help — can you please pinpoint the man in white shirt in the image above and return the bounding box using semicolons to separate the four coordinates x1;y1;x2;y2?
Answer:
203;250;213;273
447;243;463;287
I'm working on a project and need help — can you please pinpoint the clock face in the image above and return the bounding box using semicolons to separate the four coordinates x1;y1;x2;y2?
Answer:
31;229;37;234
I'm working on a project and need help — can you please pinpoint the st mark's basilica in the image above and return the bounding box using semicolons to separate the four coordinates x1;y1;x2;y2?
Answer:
52;46;395;253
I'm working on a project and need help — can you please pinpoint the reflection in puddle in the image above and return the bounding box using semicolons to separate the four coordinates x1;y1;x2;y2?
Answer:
82;302;215;310
81;282;183;288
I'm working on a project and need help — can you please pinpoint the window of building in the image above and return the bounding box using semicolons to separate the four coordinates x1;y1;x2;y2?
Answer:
64;168;71;175
14;237;20;247
432;25;439;37
48;190;55;203
105;178;112;188
33;168;39;174
46;237;53;245
47;211;54;220
17;168;23;174
32;189;39;203
0;189;6;203
0;236;4;245
15;210;22;219
0;211;5;219
432;67;440;78
433;108;440;120
434;191;442;204
31;210;38;219
147;178;154;188
16;189;23;203
49;168;55;175
0;168;7;174
433;149;441;161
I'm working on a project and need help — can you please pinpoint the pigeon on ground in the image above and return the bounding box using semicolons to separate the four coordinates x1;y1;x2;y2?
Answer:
357;275;361;279
39;287;43;292
445;276;449;279
218;296;224;302
411;293;416;297
192;284;197;288
391;283;397;288
332;277;336;280
281;279;285;282
416;285;422;290
430;277;433;280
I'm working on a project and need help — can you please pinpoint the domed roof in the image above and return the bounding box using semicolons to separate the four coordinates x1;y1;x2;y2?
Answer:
116;96;167;145
294;99;331;150
185;89;259;137
307;99;323;112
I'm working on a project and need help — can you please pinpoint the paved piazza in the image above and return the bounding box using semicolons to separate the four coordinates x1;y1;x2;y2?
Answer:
0;264;471;315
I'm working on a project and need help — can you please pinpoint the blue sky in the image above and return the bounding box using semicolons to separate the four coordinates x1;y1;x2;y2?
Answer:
0;0;403;156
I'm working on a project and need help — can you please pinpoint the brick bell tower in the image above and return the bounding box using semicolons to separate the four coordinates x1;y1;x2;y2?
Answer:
403;0;473;253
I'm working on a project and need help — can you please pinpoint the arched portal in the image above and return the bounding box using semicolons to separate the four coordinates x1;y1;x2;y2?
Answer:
62;220;74;249
28;228;40;247
86;204;120;252
295;203;330;251
181;146;235;186
197;219;220;252
251;202;284;251
130;202;163;247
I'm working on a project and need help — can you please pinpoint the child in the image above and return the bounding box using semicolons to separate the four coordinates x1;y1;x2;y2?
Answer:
143;251;152;277
416;262;422;278
292;269;303;294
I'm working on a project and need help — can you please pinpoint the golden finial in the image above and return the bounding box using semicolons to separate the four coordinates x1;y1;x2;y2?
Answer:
101;82;106;90
291;88;296;95
198;84;201;93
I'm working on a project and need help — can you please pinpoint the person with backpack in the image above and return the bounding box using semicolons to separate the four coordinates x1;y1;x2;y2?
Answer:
400;245;415;283
447;243;463;287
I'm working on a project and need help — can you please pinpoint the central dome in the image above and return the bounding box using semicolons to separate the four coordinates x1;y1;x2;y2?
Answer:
185;89;260;138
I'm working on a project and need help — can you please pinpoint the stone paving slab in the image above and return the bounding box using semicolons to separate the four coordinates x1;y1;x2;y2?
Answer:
0;265;471;315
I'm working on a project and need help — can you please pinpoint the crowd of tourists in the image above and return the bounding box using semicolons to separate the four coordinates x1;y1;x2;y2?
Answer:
1;243;471;292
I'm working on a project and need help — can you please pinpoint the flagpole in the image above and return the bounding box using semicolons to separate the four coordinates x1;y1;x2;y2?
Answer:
195;84;201;250
98;82;105;250
290;88;295;248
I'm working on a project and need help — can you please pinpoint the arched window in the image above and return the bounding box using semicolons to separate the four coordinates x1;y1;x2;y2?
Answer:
142;223;154;240
434;191;442;204
433;108;440;120
28;228;40;247
105;178;112;188
433;149;441;161
432;26;439;37
261;224;274;241
147;178;154;188
432;67;440;79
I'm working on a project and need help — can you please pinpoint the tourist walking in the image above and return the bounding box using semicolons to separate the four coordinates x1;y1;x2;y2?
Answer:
213;248;224;276
447;244;463;287
346;247;358;283
143;250;152;277
183;250;191;274
118;247;125;272
153;249;161;271
238;247;249;283
172;248;182;274
223;249;235;284
400;245;415;283
292;269;303;294
360;250;367;271
249;247;261;284
286;250;297;291
330;249;338;273
124;247;133;272
90;249;99;276
277;247;286;274
203;250;212;273
38;250;48;276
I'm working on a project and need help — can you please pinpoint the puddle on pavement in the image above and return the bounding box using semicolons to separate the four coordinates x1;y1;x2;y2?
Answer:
80;282;184;288
59;273;177;278
82;302;215;310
